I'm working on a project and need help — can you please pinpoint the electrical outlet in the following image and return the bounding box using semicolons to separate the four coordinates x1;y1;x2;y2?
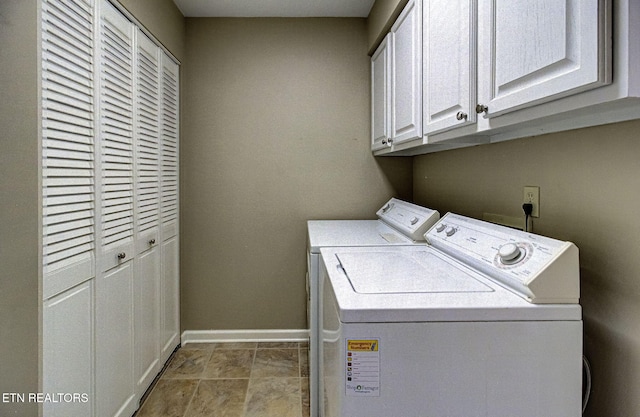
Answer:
523;186;540;218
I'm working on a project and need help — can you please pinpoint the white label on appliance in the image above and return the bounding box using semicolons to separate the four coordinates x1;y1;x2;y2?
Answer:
345;339;380;397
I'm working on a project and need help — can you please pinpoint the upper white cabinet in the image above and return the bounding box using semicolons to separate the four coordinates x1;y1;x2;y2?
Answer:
376;0;640;156
390;0;422;145
477;0;611;118
371;34;391;151
371;0;422;152
423;0;476;135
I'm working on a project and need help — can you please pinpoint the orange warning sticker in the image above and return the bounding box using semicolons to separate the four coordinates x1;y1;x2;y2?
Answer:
347;340;379;351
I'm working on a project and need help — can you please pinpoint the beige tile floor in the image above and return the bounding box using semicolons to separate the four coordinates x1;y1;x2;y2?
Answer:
135;342;310;417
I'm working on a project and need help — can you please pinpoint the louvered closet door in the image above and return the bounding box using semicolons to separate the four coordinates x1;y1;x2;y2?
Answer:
159;52;180;362
133;30;162;395
41;1;95;416
42;0;95;298
99;0;134;269
135;31;160;251
95;1;136;416
160;55;179;239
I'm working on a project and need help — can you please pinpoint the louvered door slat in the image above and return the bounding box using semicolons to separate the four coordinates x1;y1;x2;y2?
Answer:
44;201;93;217
43;99;93;126
43;60;91;88
41;0;95;298
100;0;134;268
44;218;92;237
45;194;92;207
42;17;91;51
44;72;92;99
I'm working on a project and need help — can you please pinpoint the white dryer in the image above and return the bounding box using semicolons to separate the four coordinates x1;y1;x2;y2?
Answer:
320;213;583;417
306;198;440;417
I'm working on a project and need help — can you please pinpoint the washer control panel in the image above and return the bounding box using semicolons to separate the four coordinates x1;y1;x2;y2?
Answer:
376;198;440;241
426;213;579;304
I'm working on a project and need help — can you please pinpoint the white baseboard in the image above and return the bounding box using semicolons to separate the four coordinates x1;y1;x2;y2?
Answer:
181;329;310;345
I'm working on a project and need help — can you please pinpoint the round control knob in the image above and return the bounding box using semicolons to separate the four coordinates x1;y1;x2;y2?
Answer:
410;217;419;225
498;243;521;263
445;227;456;237
436;224;446;233
382;203;391;213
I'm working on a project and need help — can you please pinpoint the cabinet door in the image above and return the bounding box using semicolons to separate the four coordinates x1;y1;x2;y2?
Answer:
390;0;422;144
159;52;181;362
96;2;136;416
43;282;93;417
371;34;391;151
477;0;611;117
423;0;476;136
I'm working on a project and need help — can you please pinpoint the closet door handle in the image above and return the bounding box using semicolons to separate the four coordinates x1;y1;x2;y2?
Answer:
456;111;468;121
475;104;488;114
117;252;126;260
149;239;156;246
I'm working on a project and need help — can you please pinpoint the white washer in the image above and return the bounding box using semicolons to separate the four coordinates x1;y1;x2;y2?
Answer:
320;212;583;417
306;198;440;417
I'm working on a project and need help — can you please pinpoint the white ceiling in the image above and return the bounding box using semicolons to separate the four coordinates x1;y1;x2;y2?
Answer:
173;0;376;17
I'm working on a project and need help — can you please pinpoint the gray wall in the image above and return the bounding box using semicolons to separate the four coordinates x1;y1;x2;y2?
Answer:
366;0;407;54
118;0;185;62
413;119;640;417
181;17;412;331
0;1;39;416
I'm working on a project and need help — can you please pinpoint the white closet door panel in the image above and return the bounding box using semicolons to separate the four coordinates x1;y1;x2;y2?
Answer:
100;0;134;271
423;0;477;135
160;54;179;240
134;248;160;392
135;31;161;253
478;0;611;117
42;0;95;292
160;235;180;361
43;281;93;417
95;262;136;417
159;52;180;362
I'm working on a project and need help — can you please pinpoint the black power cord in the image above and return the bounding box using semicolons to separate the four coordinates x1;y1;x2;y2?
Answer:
522;203;533;232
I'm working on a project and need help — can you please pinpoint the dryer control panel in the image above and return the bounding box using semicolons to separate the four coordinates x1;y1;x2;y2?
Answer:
376;198;440;242
426;213;579;304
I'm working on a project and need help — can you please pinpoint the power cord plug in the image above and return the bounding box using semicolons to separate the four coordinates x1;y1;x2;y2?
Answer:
522;203;533;232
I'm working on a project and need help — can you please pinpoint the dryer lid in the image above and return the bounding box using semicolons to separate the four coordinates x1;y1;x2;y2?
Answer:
336;252;492;294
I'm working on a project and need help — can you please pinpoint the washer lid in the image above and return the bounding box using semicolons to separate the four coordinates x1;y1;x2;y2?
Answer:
307;220;414;253
337;252;492;294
